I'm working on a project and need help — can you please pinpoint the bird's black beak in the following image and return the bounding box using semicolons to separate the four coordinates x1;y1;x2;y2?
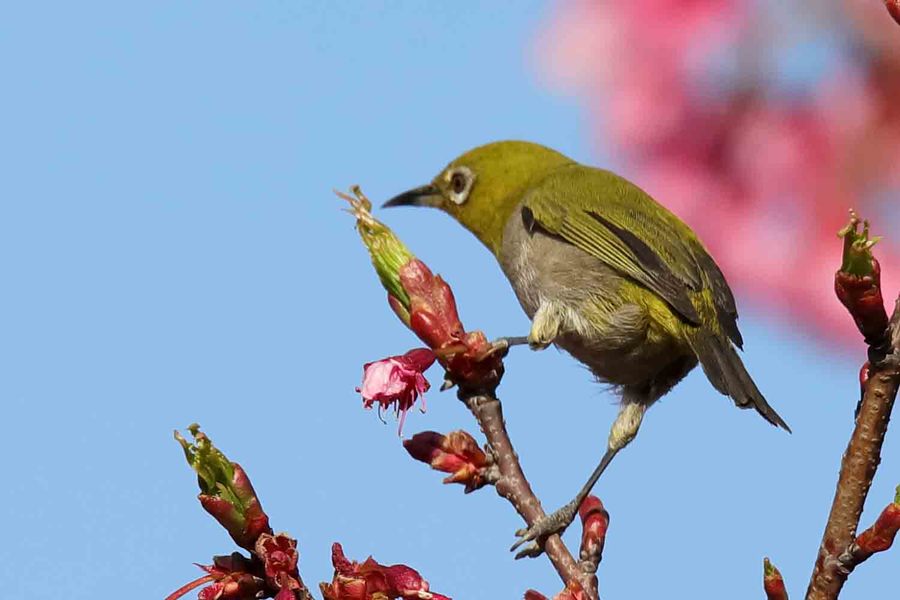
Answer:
382;184;440;208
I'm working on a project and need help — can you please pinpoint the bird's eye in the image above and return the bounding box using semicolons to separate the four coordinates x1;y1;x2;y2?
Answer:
450;172;467;194
446;167;474;205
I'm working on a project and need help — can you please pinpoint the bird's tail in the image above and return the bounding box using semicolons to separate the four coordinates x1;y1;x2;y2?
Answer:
687;330;791;432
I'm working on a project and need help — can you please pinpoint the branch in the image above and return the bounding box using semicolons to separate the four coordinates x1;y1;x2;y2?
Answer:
805;213;900;600
459;389;595;597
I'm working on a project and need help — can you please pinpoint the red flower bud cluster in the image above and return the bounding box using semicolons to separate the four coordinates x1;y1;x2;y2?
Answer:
256;533;307;600
319;543;451;600
853;486;900;560
397;259;502;388
196;554;266;600
524;581;590;600
357;348;436;433
345;188;503;402
167;554;266;600
403;430;493;492
169;426;312;600
762;558;788;600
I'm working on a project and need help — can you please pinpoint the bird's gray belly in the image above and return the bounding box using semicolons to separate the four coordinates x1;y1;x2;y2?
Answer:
498;207;618;320
497;206;693;390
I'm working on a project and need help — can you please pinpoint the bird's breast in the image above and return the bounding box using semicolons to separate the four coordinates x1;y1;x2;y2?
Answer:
497;204;694;387
498;204;620;319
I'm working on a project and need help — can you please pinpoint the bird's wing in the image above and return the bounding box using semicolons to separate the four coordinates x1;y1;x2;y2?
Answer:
522;166;742;345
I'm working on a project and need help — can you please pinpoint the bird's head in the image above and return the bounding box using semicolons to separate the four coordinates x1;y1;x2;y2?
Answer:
383;140;572;255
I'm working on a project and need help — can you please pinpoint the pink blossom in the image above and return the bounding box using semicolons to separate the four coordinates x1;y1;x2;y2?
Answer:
357;348;436;433
535;0;900;344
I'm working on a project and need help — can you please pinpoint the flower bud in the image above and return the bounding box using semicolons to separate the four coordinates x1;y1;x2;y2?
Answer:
403;430;491;492
524;582;589;600
854;485;900;557
175;424;272;551
578;496;609;567
320;543;450;600
763;557;788;600
835;211;889;346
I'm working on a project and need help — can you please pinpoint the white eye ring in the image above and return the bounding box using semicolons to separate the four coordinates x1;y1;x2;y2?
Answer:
446;166;475;205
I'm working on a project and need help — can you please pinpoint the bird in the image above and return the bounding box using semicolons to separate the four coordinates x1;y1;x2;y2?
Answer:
382;140;790;558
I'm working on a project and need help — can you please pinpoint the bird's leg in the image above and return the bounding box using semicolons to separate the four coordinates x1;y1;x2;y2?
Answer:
510;403;646;559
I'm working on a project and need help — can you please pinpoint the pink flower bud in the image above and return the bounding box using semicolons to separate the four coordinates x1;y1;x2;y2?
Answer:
855;486;900;556
403;430;491;492
578;496;609;565
763;558;788;600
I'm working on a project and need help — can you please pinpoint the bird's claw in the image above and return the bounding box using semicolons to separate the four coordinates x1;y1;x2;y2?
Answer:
512;540;544;560
528;338;552;351
509;501;579;560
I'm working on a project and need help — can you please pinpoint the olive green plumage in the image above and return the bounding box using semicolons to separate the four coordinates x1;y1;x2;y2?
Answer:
384;140;789;431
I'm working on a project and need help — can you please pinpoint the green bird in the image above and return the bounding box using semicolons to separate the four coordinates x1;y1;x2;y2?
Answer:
383;140;789;558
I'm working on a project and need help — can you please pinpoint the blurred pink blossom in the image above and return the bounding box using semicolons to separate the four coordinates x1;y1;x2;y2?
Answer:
535;0;900;344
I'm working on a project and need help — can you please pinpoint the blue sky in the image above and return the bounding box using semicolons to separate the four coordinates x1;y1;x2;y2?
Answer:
1;2;896;598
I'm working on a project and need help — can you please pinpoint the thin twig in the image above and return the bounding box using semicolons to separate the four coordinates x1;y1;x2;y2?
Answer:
806;300;900;600
459;389;598;599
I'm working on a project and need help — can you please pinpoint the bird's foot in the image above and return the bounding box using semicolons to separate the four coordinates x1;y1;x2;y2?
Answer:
509;500;579;559
527;338;552;351
528;303;562;351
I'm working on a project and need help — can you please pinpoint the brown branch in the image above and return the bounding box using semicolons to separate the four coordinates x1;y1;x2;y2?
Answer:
806;299;900;599
459;388;597;599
